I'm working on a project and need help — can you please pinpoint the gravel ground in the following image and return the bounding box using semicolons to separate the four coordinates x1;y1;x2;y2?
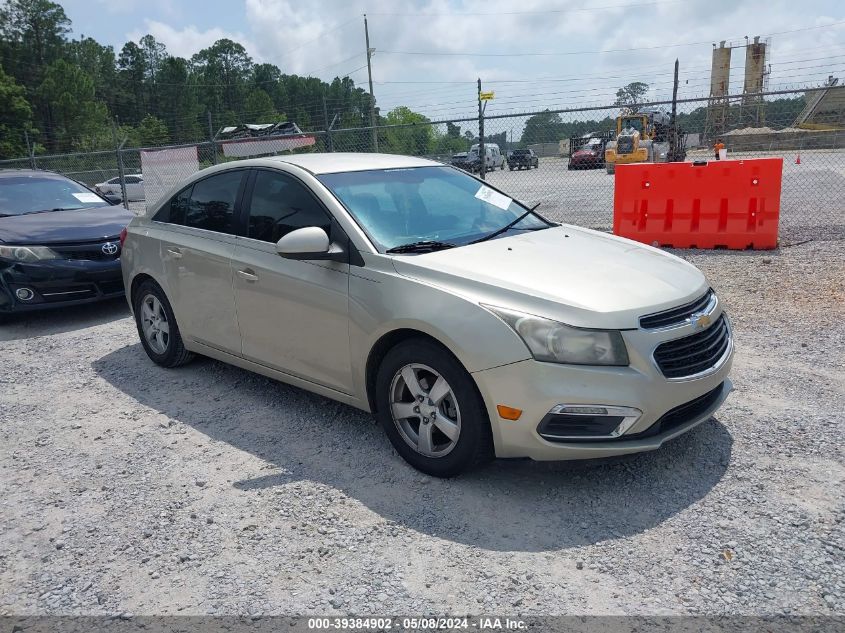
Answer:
1;239;843;617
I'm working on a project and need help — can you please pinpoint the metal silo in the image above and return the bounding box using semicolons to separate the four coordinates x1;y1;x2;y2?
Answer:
741;36;769;126
705;42;733;140
710;41;732;97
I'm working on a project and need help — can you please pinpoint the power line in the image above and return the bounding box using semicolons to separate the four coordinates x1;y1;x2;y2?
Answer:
378;20;845;58
368;0;686;17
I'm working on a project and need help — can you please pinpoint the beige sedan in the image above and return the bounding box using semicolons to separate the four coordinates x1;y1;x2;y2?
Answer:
120;153;733;477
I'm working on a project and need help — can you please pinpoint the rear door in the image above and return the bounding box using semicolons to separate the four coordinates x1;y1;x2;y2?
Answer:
231;168;353;393
153;169;248;355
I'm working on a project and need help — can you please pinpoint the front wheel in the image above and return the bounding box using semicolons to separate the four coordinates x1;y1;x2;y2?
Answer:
375;340;493;477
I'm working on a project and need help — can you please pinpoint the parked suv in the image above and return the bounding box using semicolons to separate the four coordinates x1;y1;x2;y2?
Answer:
122;153;733;477
0;170;133;316
508;149;539;170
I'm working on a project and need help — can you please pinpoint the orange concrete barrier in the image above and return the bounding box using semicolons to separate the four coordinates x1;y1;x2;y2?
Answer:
612;158;782;249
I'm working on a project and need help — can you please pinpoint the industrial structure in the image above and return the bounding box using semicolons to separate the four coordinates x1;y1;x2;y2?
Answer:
793;76;845;130
704;36;770;140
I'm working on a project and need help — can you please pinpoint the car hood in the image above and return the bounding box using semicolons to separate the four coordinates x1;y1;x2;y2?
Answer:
573;149;599;157
0;205;134;244
391;225;708;329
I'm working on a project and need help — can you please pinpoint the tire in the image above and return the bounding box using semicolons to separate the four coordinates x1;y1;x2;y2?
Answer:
132;279;194;368
375;339;493;477
508;166;514;171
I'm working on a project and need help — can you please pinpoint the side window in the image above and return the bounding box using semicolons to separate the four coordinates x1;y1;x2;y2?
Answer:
247;170;331;243
184;171;244;234
125;176;140;184
152;185;191;224
108;177;120;184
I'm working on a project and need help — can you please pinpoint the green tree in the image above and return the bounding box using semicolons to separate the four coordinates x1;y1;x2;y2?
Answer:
521;110;563;145
37;59;109;151
131;114;169;146
67;37;117;102
243;88;278;122
0;64;33;158
192;39;252;116
382;106;432;155
156;56;202;142
0;0;69;78
116;41;147;124
615;82;649;111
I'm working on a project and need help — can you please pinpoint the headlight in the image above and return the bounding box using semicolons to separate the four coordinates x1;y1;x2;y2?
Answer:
0;245;60;263
484;305;629;366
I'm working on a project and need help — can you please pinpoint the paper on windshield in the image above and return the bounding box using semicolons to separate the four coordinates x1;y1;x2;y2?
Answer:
72;192;102;203
474;185;512;210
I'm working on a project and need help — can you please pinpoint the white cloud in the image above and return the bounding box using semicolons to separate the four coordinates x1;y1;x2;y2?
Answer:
126;19;258;60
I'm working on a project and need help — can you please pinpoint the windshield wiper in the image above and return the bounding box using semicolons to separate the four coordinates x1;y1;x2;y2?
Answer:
470;203;546;244
385;240;457;254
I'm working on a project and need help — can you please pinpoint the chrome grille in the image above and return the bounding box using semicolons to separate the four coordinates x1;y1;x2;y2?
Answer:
640;289;714;329
653;315;730;379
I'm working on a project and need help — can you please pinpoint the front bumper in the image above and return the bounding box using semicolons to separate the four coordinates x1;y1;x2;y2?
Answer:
472;332;733;461
0;258;124;313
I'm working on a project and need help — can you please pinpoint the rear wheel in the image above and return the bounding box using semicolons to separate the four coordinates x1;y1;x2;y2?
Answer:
375;339;493;477
133;280;194;368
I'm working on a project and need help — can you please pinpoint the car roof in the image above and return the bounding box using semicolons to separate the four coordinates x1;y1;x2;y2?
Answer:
0;169;68;179
254;152;440;174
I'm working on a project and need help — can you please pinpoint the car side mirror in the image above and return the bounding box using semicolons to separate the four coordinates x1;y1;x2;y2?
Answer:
276;226;345;261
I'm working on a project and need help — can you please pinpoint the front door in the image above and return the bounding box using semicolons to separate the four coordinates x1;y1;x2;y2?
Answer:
158;169;247;355
232;169;352;393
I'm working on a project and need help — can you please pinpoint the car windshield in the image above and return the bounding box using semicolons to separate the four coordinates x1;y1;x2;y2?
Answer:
0;175;108;216
513;150;528;155
318;166;550;252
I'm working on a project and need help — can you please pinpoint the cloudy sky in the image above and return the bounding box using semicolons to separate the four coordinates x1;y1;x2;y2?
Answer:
63;0;845;121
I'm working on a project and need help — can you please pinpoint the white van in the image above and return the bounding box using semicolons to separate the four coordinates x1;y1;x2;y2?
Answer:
469;144;505;171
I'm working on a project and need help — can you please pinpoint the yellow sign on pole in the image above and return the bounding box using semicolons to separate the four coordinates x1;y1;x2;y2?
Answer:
479;91;495;101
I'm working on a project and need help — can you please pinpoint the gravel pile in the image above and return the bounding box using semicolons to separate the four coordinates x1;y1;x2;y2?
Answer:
0;239;842;616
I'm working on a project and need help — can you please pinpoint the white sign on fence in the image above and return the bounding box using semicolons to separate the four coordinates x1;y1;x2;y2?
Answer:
140;146;200;208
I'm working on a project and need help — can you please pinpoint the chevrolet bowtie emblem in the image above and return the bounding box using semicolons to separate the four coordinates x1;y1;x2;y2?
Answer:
693;313;711;329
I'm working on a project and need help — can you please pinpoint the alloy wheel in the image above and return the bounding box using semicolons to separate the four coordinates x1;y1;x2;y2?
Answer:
389;363;462;458
140;293;170;355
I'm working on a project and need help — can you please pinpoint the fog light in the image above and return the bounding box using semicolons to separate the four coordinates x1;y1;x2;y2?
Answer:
15;287;35;301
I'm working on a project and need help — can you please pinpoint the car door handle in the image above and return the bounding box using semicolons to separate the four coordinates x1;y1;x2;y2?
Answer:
237;269;259;282
166;248;183;259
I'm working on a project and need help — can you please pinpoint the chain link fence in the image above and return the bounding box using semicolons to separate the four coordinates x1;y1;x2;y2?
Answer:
1;90;842;243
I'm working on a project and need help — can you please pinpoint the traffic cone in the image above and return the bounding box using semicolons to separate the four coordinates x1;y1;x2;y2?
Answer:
795;154;801;165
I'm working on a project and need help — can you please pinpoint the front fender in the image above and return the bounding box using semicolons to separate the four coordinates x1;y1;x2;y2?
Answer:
348;261;531;404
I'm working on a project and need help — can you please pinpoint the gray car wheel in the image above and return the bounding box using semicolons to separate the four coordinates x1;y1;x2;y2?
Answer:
375;339;493;477
133;280;194;368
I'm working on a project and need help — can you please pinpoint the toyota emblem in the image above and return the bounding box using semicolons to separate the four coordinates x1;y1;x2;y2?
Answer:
102;242;119;256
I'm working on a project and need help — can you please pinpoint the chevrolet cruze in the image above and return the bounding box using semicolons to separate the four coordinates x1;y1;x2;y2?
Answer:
121;153;733;477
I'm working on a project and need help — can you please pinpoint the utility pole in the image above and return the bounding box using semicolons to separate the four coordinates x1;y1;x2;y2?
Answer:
111;120;129;210
478;78;485;180
322;96;334;152
364;14;378;152
207;111;218;165
669;58;680;161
